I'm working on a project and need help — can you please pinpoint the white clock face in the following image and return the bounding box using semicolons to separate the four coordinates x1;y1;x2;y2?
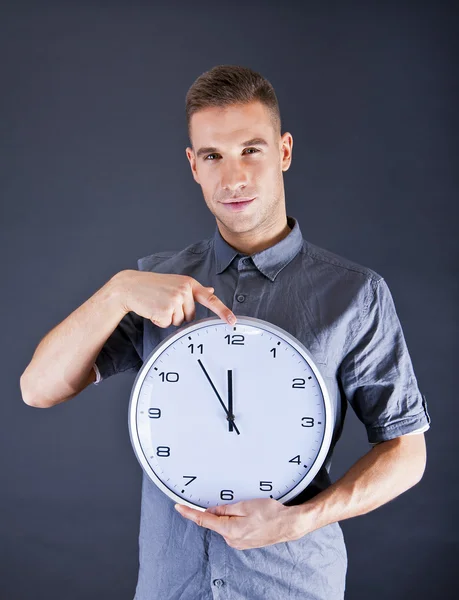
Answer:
128;316;333;511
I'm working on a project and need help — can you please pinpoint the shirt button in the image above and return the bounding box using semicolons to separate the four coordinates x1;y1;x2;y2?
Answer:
236;294;245;303
213;579;224;587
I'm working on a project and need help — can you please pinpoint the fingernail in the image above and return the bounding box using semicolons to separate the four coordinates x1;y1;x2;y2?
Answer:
228;315;236;325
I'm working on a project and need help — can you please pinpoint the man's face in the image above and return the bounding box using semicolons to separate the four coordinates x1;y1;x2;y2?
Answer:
185;100;292;236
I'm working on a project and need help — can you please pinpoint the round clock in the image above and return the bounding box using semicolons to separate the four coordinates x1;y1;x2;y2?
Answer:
128;315;333;512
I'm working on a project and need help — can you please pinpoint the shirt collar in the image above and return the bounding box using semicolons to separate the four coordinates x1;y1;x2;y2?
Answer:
213;215;303;282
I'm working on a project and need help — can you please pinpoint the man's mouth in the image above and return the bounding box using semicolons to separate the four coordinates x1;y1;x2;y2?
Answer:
221;197;255;204
220;197;256;211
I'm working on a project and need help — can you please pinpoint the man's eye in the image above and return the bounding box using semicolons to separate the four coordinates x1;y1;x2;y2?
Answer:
204;148;259;161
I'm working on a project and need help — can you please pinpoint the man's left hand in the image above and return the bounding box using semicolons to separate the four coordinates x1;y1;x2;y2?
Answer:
174;497;307;550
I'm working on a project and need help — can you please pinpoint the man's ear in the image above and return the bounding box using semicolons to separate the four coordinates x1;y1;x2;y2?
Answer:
185;147;200;184
280;132;293;172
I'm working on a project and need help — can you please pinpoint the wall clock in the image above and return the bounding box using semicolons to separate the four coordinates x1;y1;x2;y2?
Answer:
128;316;333;511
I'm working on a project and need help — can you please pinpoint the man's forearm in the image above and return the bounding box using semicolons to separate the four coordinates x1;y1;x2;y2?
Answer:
20;271;128;408
291;434;427;538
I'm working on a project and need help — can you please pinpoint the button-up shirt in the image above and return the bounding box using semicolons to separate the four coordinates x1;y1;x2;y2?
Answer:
94;214;430;600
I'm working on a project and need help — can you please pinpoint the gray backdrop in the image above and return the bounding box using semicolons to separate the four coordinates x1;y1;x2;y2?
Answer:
2;1;457;598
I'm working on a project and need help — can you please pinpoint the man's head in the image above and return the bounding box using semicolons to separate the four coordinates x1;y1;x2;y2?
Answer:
185;65;293;242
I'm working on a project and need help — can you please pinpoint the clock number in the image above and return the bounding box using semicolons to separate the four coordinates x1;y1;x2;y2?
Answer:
148;408;161;419
159;372;179;382
289;455;301;464
270;347;276;358
220;490;234;500
183;476;197;486
259;481;273;491
188;343;203;354
301;417;315;427
156;446;170;457
224;334;245;345
292;378;305;388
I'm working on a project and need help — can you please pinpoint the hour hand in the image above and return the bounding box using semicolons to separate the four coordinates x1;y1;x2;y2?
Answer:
197;359;240;435
227;369;234;433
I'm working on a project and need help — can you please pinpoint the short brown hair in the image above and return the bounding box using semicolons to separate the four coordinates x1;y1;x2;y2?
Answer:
185;64;281;146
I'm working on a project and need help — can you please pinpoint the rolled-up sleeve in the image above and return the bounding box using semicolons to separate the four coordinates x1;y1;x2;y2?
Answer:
338;277;431;444
93;310;144;384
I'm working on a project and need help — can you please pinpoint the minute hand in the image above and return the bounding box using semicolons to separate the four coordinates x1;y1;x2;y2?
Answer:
197;359;240;435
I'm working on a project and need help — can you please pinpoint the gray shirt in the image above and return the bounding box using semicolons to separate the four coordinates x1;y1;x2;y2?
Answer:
94;214;431;600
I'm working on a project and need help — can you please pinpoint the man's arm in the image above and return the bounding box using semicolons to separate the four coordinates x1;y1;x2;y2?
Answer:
291;432;427;538
172;432;428;550
19;272;128;408
292;277;432;536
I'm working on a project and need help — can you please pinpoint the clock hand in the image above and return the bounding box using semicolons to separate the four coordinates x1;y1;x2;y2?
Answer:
197;359;240;435
227;369;233;433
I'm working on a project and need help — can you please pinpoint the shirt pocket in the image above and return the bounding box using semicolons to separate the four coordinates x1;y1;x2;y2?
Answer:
303;344;328;367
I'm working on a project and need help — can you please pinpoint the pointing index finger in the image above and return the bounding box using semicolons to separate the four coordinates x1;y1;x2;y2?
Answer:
194;285;237;325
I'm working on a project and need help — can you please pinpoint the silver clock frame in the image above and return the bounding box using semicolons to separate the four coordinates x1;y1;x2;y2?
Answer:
128;315;334;511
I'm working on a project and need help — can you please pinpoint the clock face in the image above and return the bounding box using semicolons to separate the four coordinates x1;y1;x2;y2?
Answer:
128;316;333;511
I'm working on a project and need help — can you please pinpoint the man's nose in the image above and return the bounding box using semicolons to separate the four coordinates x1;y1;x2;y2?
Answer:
220;159;249;192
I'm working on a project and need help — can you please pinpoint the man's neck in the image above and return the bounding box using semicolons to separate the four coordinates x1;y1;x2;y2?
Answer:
218;218;292;256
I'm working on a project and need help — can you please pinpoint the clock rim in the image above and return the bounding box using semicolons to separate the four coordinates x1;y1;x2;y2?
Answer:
128;315;334;512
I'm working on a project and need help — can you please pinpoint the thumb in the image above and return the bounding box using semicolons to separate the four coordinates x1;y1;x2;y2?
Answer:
206;286;214;292
205;504;236;516
206;505;224;515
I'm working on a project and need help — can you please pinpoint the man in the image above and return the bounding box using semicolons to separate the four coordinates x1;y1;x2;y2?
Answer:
20;65;431;600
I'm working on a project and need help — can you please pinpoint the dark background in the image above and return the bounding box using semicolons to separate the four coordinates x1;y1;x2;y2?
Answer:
2;1;457;598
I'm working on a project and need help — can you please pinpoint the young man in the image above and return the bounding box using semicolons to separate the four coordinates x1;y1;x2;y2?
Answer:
21;65;431;600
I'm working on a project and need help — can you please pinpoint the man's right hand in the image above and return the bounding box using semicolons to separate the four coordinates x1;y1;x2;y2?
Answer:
117;270;237;328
